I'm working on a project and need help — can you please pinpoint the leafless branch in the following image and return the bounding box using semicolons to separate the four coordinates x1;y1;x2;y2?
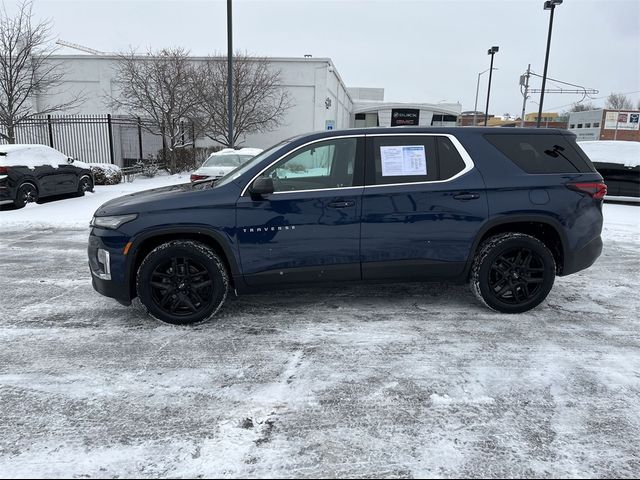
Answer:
194;52;292;147
106;47;202;171
0;0;84;142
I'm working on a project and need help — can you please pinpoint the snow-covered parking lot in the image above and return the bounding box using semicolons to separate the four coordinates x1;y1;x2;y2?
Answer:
0;176;639;478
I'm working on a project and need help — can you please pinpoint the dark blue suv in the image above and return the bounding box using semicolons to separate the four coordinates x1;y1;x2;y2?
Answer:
88;127;605;324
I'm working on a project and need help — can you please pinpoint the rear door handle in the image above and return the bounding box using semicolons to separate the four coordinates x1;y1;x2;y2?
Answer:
328;200;355;208
453;192;480;201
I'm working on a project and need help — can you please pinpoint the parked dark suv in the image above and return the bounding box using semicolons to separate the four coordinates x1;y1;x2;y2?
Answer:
0;144;94;208
88;127;605;324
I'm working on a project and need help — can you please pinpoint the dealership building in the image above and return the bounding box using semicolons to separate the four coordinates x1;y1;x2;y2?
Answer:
34;55;461;151
568;109;640;142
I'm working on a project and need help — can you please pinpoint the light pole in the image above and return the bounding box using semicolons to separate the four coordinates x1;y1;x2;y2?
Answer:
537;0;563;128
227;0;233;147
484;46;499;126
473;67;497;126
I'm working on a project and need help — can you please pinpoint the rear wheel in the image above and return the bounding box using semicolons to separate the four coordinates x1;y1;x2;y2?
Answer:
471;233;556;313
13;183;38;209
136;240;229;325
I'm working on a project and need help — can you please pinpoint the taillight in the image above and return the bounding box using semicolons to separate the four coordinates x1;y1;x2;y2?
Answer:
567;182;607;200
190;174;208;182
0;166;8;175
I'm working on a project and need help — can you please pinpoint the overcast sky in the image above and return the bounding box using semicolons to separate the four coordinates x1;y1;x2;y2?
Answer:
20;0;640;115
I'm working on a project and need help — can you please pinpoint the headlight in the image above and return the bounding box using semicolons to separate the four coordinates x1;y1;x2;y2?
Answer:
91;214;138;229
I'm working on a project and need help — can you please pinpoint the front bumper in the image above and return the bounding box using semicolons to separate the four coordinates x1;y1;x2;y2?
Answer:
88;228;133;305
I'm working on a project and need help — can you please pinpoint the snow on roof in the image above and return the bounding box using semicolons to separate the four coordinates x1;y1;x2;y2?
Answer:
0;144;69;169
578;140;640;168
238;147;263;155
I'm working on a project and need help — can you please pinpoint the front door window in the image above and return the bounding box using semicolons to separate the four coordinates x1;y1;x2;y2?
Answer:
260;138;357;192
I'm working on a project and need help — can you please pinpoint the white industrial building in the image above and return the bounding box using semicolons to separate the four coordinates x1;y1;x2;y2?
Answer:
39;55;460;147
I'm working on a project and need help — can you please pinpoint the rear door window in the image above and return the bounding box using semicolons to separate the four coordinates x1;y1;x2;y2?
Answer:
371;136;438;185
370;135;468;185
484;134;595;173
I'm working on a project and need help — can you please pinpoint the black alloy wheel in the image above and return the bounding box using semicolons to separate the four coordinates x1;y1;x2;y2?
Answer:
137;240;228;324
76;176;94;196
14;183;38;208
488;247;545;305
471;233;556;313
150;256;214;317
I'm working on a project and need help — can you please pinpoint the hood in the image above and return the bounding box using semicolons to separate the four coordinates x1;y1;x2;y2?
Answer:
94;181;217;216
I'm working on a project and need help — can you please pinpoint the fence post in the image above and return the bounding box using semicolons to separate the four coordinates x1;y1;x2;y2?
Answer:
161;119;167;163
107;114;115;165
137;117;143;162
47;115;54;148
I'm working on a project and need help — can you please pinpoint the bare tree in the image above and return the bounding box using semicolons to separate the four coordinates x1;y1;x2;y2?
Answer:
108;47;201;173
569;101;597;112
195;53;291;147
606;92;633;110
0;0;84;143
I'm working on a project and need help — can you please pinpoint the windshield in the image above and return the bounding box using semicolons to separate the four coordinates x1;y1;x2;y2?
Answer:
214;140;292;188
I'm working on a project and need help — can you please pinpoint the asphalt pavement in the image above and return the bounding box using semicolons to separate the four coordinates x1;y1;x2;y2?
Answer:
0;227;638;478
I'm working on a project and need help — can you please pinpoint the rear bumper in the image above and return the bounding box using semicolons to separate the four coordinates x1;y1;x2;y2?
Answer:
0;182;15;204
561;235;603;276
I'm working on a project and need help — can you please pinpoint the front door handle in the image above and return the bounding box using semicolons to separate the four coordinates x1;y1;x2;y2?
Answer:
328;200;355;208
453;192;480;201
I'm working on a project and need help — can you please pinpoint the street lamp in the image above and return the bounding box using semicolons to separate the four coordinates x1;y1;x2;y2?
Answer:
227;0;233;147
537;0;563;128
473;67;497;126
483;46;499;126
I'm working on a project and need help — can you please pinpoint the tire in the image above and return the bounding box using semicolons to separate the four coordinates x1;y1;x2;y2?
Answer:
13;183;38;209
136;240;229;325
75;176;94;197
470;233;556;313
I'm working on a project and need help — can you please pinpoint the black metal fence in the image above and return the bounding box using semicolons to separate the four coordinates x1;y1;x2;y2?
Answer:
0;114;196;167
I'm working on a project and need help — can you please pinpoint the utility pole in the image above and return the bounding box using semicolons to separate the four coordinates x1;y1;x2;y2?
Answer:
520;64;531;127
227;0;234;148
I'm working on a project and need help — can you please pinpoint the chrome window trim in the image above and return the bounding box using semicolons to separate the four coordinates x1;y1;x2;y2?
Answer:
240;132;475;196
240;134;364;197
272;186;364;195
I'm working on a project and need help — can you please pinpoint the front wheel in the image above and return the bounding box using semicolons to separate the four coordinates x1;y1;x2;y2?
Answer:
75;176;94;197
136;241;229;325
470;233;556;313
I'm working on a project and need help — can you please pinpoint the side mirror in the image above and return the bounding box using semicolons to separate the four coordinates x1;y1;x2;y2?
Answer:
249;177;274;199
67;157;75;164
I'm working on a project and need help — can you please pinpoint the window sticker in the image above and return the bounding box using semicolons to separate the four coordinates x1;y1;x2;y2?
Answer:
380;145;427;176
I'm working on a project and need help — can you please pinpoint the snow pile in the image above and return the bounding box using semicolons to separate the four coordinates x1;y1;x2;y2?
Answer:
91;164;122;185
578;140;640;168
0;144;69;169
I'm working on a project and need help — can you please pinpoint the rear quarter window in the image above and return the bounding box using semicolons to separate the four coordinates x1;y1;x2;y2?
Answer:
484;134;596;174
